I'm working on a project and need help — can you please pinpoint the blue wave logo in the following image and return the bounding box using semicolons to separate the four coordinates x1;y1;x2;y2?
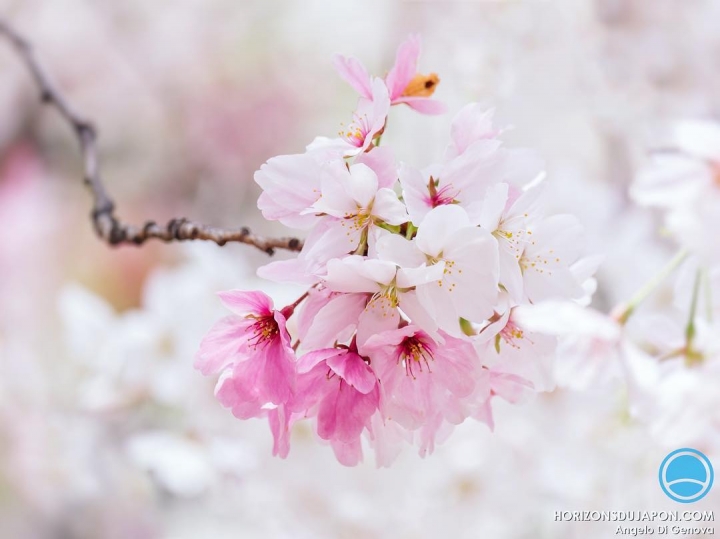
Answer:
659;448;714;503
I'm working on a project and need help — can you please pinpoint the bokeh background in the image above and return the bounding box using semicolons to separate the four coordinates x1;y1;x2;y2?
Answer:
1;1;719;538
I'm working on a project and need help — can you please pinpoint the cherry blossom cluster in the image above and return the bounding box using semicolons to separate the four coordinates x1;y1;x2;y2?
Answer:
632;120;720;264
195;36;594;466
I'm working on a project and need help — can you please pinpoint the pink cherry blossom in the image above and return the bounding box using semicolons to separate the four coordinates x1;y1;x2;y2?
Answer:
254;150;326;230
469;368;535;431
295;346;380;466
338;78;391;156
445;104;500;160
195;290;296;452
198;35;596;466
632;120;720;263
365;325;480;435
324;254;440;346
475;294;558;392
334;34;446;115
399;141;503;226
400;105;543;226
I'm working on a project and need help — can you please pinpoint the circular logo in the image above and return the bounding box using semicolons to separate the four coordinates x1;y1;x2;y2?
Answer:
659;448;714;503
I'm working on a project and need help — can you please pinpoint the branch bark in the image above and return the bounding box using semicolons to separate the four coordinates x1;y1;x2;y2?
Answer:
0;18;303;255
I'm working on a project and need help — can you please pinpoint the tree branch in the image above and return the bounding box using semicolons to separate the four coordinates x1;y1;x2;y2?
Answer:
0;18;303;255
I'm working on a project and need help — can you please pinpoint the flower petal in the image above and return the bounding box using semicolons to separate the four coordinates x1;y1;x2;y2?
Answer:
327;351;377;394
393;96;446;115
385;34;420;99
373;188;409;225
194;315;253;375
332;54;373;99
217;290;273;316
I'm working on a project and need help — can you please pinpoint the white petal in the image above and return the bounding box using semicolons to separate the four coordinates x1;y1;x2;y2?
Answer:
326;257;381;293
397;262;445;289
513;302;620;341
312;161;359;217
415;205;471;257
675;120;720;160
373;188;409;225
416;281;462;336
347;163;380;207
357;258;398;286
478;183;509;231
376;234;426;268
398;291;440;340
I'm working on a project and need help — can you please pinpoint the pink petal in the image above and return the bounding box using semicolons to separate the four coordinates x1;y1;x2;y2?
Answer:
261;337;296;405
368;414;411;468
473;399;495;431
297;287;333;341
326;351;377;394
363;324;419;349
194;315;253;375
392;96;447;115
257;258;319;286
431;334;478;397
356;297;400;347
398;162;433;226
217;290;273;316
254;152;325;229
297;348;344;374
447;104;497;159
385;34;421;99
268;405;292;458
318;383;379;443
362;79;391;150
302;292;367;350
331;439;364;467
215;362;264;418
291;359;334;412
355;146;397;189
332;54;373;99
490;372;534;403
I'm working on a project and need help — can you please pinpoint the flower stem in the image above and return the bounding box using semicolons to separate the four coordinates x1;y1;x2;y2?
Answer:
704;268;713;322
684;269;703;365
281;290;311;319
613;248;688;325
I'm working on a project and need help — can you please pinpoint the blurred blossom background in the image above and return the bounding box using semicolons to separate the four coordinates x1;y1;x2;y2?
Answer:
1;1;719;538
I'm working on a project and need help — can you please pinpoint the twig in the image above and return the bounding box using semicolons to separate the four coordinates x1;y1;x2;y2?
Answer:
0;18;303;255
612;248;688;325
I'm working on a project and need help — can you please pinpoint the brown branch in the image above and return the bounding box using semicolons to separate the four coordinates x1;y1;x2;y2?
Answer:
0;18;303;255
